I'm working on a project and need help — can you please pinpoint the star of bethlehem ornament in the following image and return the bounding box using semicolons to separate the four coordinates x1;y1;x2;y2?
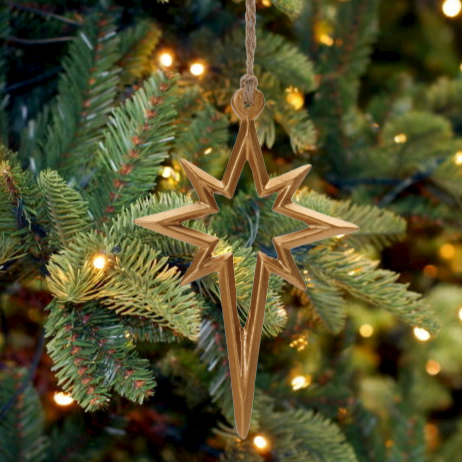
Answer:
134;88;359;439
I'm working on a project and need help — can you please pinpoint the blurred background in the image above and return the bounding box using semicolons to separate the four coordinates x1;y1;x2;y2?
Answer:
1;0;462;461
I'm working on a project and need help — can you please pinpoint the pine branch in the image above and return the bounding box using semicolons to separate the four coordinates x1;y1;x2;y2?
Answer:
0;368;49;462
0;154;42;260
302;275;347;333
419;77;462;127
46;232;204;340
173;103;230;176
118;20;162;84
432;152;462;200
86;71;177;220
45;302;157;411
37;13;121;175
305;246;439;334
257;72;316;153
220;395;358;462
344;405;387;462
313;0;379;171
271;0;303;20
38;169;91;249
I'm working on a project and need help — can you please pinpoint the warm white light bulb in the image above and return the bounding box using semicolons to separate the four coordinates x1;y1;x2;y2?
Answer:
253;435;269;451
161;166;174;178
426;359;441;376
291;375;311;391
92;254;108;270
53;391;74;406
413;327;431;342
159;51;173;67
286;87;304;110
190;62;205;76
454;152;462;165
359;324;374;338
442;0;462;17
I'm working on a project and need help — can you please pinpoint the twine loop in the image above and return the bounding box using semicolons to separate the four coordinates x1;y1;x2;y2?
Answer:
240;74;258;105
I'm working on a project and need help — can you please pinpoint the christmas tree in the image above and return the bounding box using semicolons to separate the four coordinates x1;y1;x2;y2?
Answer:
1;0;462;460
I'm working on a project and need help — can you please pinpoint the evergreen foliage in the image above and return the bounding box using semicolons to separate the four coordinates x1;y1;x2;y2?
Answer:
1;1;461;460
0;369;49;462
36;13;121;175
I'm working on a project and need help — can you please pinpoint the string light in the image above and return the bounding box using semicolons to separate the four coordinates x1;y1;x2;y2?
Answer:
319;34;334;46
440;243;455;259
426;359;441;376
261;0;271;6
161;166;174;178
190;62;205;76
454;151;462;165
394;133;407;144
92;254;108;270
158;51;174;68
289;335;308;351
53;391;74;406
359;324;374;338
291;375;312;391
458;307;462;321
253;434;270;452
286;87;304;110
204;147;213;155
442;0;462;17
413;327;431;342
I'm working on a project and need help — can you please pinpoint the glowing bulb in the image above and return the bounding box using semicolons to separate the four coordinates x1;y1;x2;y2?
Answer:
454;151;462;165
291;375;312;391
442;0;462;17
190;62;205;76
458;307;462;321
319;34;334;46
204;147;213;155
289;335;308;351
394;133;407;143
335;234;345;239
261;0;271;6
426;359;441;376
440;243;455;259
286;87;304;110
359;324;374;338
253;435;270;451
53;392;74;406
92;254;108;270
159;51;173;67
413;327;431;342
161;166;174;178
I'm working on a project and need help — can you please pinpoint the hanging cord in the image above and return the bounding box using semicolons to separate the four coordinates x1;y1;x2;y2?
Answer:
240;0;258;105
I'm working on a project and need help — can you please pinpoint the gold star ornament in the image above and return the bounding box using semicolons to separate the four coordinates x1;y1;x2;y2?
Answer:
134;88;359;438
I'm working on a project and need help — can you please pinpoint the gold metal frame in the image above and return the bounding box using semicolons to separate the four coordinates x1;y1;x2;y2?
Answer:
134;89;359;438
